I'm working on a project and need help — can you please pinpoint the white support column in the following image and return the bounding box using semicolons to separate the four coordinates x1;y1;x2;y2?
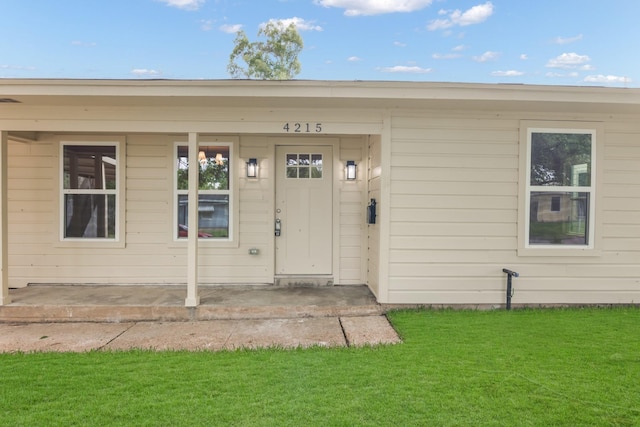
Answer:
185;132;200;307
0;132;10;305
377;112;392;303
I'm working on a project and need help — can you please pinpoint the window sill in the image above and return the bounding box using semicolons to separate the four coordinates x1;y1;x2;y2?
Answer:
55;239;125;249
518;247;602;257
168;239;239;249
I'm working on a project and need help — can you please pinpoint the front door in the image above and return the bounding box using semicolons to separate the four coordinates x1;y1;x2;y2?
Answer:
275;145;333;275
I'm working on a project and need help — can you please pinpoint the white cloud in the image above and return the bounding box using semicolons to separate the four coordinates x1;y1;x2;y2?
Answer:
262;17;323;31
428;1;493;30
545;71;579;78
378;65;432;73
432;53;462;59
472;51;500;62
131;69;162;77
348;56;362;62
452;44;466;52
220;24;243;34
584;74;632;84
156;0;204;11
520;54;528;60
315;0;433;16
0;64;36;71
200;20;214;31
546;52;591;69
394;41;407;47
553;34;583;45
491;70;524;77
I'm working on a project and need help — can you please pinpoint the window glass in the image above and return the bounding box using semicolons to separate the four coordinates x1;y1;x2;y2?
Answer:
526;129;594;247
175;144;231;240
64;145;117;190
176;145;230;191
285;153;323;179
529;192;589;245
177;195;229;238
530;132;591;187
62;144;118;240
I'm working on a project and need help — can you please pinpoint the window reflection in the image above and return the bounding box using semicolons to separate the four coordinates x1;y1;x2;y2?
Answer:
529;192;589;245
285;153;323;179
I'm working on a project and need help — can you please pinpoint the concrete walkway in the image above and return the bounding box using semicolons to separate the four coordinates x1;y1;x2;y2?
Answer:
0;284;402;352
0;316;400;353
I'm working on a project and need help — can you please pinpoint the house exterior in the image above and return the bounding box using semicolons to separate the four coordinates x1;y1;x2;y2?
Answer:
0;79;639;306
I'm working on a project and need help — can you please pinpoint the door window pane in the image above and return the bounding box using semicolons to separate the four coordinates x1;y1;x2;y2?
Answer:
285;153;323;179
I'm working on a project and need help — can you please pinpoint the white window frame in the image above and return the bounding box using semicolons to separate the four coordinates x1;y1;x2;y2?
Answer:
173;139;238;246
518;121;602;256
58;138;125;247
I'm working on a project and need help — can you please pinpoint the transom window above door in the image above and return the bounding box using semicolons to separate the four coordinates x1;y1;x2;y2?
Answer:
286;153;323;179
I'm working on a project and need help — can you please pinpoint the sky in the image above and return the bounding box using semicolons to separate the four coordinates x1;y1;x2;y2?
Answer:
0;0;638;87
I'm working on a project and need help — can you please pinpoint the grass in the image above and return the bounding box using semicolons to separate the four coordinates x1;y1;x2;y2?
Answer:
1;307;639;426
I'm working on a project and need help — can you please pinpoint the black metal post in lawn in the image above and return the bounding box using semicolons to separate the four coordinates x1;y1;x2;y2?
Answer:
502;268;520;310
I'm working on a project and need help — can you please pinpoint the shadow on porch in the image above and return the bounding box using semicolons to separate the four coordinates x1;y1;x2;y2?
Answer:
0;284;385;323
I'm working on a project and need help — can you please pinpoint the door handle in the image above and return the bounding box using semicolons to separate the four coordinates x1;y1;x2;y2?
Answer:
275;218;281;236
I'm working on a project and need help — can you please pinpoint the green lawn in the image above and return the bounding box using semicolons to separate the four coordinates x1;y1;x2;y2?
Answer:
1;308;639;426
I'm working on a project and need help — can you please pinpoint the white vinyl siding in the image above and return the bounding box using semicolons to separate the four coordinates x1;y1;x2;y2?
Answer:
338;136;367;284
384;112;640;305
385;114;519;304
2;80;639;305
366;135;382;297
7;133;368;287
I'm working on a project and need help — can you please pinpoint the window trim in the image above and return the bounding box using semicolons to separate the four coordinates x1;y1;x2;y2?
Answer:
172;138;239;247
518;121;602;257
57;137;126;248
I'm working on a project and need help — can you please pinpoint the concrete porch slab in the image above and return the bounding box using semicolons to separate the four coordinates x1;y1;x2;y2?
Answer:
1;284;384;323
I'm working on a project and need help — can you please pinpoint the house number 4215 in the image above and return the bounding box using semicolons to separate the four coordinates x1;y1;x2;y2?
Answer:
282;123;322;133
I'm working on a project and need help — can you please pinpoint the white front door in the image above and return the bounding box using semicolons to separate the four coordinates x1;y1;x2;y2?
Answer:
275;145;333;275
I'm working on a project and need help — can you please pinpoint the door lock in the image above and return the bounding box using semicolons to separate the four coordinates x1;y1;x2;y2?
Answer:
275;218;281;236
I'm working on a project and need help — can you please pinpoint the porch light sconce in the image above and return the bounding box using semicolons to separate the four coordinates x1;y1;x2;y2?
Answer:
346;160;357;181
246;158;258;178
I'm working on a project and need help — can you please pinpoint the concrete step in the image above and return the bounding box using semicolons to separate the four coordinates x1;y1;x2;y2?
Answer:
0;284;385;323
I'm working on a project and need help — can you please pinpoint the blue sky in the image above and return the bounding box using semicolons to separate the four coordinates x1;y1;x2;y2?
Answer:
1;0;638;87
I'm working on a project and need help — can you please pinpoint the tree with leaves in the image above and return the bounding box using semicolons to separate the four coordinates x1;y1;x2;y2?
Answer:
227;22;303;80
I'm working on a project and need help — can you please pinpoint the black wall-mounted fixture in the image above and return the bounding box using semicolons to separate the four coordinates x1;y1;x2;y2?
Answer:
367;198;377;224
246;158;258;178
346;160;357;180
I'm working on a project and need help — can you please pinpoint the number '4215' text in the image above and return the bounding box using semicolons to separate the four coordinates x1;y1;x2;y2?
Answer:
282;123;322;133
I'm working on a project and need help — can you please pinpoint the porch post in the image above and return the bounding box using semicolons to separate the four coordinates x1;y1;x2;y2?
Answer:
0;132;9;305
185;132;200;307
